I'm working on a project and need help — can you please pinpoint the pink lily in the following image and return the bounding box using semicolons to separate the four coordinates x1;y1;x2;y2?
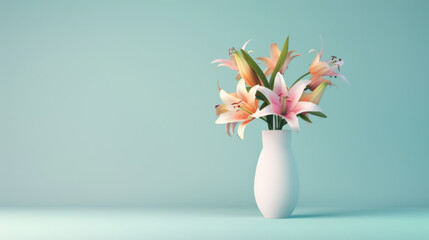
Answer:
257;43;301;77
252;73;322;132
211;40;252;80
215;79;259;139
308;42;348;90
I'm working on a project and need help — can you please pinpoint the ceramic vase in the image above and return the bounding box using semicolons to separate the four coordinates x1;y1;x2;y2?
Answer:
254;130;299;219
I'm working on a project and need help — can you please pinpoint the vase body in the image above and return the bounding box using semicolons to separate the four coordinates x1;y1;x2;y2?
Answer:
254;130;299;219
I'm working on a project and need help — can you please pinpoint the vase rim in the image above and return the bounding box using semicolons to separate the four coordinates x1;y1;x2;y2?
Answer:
262;130;291;133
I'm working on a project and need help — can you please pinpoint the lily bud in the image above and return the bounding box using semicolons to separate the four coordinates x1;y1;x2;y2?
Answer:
233;52;261;87
300;82;327;105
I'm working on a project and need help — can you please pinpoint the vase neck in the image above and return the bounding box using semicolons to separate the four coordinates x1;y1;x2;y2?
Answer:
262;130;291;148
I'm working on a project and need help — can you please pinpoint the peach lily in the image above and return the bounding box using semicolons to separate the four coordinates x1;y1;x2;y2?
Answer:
257;43;301;76
211;40;252;80
252;73;322;132
215;79;259;139
308;42;348;90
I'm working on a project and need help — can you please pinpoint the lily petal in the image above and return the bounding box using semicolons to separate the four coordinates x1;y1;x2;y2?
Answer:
326;69;349;84
310;61;331;76
308;76;333;91
236;79;249;102
285;113;300;133
252;105;274;118
287;79;311;111
226;123;231;136
235;73;241;80
241;39;252;50
215;104;228;115
257;87;279;106
247;85;259;106
215;111;248;124
237;119;253;139
273;73;288;97
270;43;280;60
212;58;237;70
226;122;238;136
280;51;301;73
219;90;241;105
230;122;237;135
262;66;274;77
256;57;272;65
236;79;259;107
293;102;322;115
211;58;230;64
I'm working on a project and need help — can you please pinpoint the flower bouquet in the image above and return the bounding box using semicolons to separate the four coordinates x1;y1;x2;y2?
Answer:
212;37;347;218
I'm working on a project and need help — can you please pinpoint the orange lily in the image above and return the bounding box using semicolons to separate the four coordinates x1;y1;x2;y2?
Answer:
257;43;301;77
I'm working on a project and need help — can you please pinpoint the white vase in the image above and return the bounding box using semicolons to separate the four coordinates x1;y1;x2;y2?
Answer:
254;130;299;219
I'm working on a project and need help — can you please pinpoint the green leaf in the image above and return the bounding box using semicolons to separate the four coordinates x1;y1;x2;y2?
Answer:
299;114;313;123
255;90;269;103
267;115;273;130
281;118;287;127
309;112;327;118
269;36;289;88
260;101;269;110
241;50;270;88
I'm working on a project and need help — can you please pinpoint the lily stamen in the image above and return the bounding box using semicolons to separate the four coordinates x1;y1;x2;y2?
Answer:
240;104;254;115
228;47;237;56
281;96;287;115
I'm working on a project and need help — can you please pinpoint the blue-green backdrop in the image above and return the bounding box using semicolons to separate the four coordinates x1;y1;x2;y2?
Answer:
0;0;428;209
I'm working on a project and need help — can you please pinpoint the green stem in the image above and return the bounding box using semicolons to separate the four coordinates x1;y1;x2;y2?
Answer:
273;116;276;130
277;116;279;130
291;71;310;87
272;115;280;130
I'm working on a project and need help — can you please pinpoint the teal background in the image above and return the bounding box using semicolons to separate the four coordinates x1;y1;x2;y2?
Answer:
0;0;428;210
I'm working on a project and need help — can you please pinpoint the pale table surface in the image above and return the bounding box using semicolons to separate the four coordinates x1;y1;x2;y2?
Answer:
0;207;428;239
